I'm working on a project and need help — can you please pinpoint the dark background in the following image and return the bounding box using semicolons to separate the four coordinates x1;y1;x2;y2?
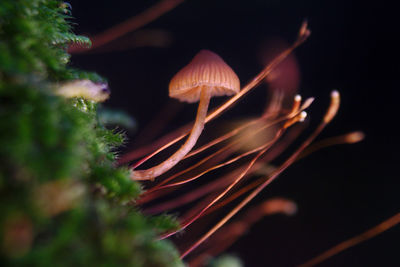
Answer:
68;0;399;266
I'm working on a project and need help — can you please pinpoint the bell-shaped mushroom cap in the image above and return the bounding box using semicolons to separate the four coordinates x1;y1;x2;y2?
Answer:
169;50;240;103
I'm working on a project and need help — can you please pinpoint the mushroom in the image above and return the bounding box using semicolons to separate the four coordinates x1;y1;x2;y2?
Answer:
131;49;240;180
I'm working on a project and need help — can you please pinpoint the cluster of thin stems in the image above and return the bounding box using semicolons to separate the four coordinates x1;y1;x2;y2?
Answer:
132;85;340;260
70;3;323;262
70;3;392;265
119;20;384;265
122;22;334;259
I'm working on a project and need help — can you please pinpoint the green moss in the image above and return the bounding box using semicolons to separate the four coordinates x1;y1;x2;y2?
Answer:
0;0;182;266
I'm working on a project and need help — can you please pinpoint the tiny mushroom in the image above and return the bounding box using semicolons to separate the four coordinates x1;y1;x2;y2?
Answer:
131;49;240;180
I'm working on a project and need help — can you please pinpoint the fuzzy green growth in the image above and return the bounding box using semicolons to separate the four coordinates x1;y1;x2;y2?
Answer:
0;1;182;266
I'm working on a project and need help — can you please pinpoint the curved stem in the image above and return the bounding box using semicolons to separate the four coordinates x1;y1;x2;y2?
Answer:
131;88;211;180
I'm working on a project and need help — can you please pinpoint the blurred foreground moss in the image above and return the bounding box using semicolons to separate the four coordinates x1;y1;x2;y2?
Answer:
0;1;182;266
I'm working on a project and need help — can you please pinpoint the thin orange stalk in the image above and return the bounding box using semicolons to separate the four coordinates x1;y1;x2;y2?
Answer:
298;213;400;267
203;176;264;216
69;0;185;53
143;164;249;214
298;130;365;160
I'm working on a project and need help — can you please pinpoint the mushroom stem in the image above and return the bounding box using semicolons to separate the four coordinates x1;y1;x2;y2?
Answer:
131;88;211;180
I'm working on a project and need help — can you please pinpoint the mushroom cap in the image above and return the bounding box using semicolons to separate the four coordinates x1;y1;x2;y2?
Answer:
169;50;240;103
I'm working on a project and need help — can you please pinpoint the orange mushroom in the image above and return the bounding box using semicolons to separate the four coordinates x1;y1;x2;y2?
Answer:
131;50;240;180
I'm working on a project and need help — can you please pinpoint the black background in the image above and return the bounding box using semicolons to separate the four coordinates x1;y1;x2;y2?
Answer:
68;0;399;266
